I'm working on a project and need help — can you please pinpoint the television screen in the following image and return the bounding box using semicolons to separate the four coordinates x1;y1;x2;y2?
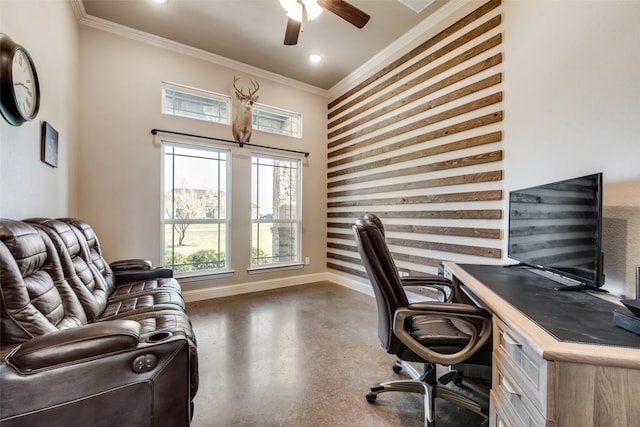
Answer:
507;173;604;289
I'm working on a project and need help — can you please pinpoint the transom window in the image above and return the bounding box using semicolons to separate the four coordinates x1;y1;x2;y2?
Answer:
252;104;302;138
162;82;230;124
251;153;302;267
161;82;302;138
162;141;230;275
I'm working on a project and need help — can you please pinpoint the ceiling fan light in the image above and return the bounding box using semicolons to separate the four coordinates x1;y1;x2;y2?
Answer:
285;1;304;23
280;0;296;12
302;0;323;21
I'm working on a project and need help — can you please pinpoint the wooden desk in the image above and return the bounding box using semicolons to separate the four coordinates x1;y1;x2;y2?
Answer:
443;262;640;427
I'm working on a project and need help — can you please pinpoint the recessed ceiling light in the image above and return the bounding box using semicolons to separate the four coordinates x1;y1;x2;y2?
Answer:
152;0;169;4
309;54;322;63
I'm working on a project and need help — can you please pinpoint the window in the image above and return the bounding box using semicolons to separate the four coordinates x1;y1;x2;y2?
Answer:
251;153;301;267
162;82;230;124
162;142;230;275
252;103;302;138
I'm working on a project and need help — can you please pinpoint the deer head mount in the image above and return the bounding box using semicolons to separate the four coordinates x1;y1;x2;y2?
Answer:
232;77;260;144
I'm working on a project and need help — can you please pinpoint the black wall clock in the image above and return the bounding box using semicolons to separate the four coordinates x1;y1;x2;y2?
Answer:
0;33;40;126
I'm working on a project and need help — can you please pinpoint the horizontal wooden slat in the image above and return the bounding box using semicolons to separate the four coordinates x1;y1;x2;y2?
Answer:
328;109;502;165
329;150;503;187
329;49;502;135
329;224;502;240
329;130;501;173
328;209;503;220
327;190;502;208
386;236;501;258
328;170;503;198
326;262;367;278
326;252;362;265
329;91;502;152
329;74;502;152
391;253;450;268
328;242;358;252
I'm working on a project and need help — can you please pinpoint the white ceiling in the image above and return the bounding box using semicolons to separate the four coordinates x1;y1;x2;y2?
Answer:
81;0;448;90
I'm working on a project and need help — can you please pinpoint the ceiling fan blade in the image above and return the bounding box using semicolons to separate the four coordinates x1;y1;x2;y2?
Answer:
316;0;370;29
284;18;301;45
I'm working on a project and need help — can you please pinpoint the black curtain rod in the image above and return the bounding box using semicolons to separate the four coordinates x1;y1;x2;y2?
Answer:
150;129;309;157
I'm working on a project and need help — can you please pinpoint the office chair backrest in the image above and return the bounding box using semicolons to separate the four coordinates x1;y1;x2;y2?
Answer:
353;217;408;355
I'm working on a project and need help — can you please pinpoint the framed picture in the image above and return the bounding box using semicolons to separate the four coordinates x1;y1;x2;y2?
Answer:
41;121;58;168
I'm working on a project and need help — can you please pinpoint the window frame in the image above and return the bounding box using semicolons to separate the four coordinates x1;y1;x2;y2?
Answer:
251;103;303;139
249;151;303;270
161;81;231;125
161;139;232;278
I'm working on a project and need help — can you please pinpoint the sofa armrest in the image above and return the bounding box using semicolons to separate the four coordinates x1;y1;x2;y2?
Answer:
114;267;174;284
110;259;153;271
7;320;141;373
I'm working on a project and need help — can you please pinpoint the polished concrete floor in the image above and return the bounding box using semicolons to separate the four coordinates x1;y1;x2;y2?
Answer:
187;281;488;426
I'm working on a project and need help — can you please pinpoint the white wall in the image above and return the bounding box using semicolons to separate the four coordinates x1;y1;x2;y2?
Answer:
0;1;79;218
502;0;640;297
78;25;328;293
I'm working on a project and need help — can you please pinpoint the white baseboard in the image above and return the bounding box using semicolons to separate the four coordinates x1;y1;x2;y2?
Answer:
182;272;328;302
325;271;374;297
182;271;373;302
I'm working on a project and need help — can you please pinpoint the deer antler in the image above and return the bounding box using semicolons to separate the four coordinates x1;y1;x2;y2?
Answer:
247;79;260;97
233;76;246;97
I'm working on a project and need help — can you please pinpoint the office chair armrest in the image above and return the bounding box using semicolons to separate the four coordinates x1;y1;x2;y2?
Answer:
401;276;454;302
406;301;489;316
399;272;452;286
393;305;492;365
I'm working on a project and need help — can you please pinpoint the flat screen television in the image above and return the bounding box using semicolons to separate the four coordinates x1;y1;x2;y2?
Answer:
507;172;605;290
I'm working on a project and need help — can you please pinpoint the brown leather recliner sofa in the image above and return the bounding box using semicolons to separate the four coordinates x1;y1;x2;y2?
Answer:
0;218;198;427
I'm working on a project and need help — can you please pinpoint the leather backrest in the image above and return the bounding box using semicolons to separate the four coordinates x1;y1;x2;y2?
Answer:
59;218;116;295
0;219;87;345
26;218;109;322
352;217;408;354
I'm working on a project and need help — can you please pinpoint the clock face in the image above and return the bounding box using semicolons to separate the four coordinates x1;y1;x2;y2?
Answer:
11;48;38;118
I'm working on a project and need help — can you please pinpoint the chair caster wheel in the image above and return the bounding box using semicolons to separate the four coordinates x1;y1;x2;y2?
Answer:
392;364;402;374
366;393;377;403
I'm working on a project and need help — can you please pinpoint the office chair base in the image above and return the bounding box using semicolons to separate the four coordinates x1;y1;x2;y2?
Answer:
366;360;487;427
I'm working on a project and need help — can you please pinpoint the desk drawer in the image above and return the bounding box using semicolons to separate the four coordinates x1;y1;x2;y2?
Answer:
490;389;514;427
493;358;546;427
494;317;547;414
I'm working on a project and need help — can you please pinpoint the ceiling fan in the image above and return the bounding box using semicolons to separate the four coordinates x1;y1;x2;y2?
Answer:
281;0;371;45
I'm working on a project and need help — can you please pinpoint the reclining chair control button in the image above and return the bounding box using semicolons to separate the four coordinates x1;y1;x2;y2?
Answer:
132;354;158;373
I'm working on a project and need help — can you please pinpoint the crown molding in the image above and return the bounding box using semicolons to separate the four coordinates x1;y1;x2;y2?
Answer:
327;0;470;100
70;0;328;98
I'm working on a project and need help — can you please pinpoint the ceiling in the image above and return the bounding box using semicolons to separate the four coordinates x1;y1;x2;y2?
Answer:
81;0;448;90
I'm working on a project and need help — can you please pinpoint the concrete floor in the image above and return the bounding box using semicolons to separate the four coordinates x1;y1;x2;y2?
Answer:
186;281;488;426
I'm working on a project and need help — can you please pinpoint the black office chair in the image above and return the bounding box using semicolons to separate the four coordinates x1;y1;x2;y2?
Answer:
353;216;492;427
364;213;454;303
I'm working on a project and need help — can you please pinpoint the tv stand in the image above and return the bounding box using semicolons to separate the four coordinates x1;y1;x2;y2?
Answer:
443;262;640;427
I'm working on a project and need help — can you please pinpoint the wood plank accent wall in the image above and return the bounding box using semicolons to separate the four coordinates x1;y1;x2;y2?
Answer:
327;0;504;280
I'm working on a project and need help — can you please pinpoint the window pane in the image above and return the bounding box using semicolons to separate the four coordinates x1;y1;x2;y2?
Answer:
252;222;298;265
164;145;227;220
252;104;302;138
162;83;230;124
251;153;301;266
164;223;227;272
163;142;230;274
251;156;298;220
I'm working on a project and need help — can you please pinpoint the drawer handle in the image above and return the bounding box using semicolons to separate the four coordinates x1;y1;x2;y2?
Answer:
502;331;522;348
501;376;521;397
